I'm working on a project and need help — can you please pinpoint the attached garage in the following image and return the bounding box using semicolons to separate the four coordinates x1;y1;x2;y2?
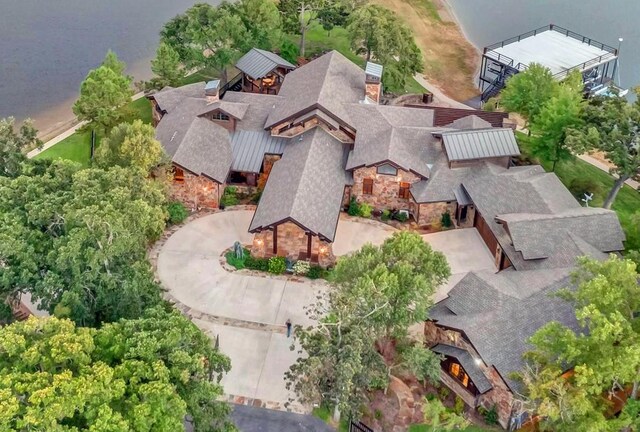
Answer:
473;210;510;270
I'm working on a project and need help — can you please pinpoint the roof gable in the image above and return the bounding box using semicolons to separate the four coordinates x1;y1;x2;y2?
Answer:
236;48;296;80
264;51;365;129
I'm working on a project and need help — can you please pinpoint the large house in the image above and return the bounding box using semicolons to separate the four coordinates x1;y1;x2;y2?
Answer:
149;49;626;428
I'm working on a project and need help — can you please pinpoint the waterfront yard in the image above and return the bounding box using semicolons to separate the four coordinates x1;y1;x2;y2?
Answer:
34;94;152;167
517;132;640;252
374;0;479;101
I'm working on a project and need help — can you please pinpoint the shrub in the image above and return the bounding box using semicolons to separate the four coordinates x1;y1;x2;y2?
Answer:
438;385;450;400
453;395;465;415
292;260;311;276
268;256;287;274
372;209;382;218
279;39;299;64
569;177;601;200
166;201;188;225
245;255;270;272
307;265;326;280
347;197;360;216
359;202;373;218
394;211;409;222
441;211;452;228
225;250;246;269
220;186;238;207
251;189;262;204
480;404;499;425
381;209;391;221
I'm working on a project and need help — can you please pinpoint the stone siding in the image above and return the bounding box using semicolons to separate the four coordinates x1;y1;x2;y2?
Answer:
457;205;476;229
365;82;381;103
150;98;163;126
416;202;457;227
352;166;421;211
171;169;221;210
251;221;335;268
424;321;514;429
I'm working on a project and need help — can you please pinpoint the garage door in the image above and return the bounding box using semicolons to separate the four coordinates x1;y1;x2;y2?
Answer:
473;210;498;256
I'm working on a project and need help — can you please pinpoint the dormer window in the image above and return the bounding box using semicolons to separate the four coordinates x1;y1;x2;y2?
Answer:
377;163;397;176
212;111;230;121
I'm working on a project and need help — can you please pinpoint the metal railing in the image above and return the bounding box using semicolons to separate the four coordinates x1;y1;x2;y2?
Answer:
485;24;617;54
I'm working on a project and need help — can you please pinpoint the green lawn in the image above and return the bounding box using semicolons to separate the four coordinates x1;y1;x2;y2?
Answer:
35;97;152;167
289;22;427;95
312;406;349;432
517;132;640;251
408;424;493;432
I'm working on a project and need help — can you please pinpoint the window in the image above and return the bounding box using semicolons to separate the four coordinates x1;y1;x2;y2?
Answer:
363;178;374;195
377;163;397;176
449;362;469;388
399;182;411;199
173;167;185;183
212;111;230;121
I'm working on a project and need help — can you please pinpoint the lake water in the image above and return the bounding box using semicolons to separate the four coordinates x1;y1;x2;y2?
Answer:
1;0;639;134
0;0;218;134
447;0;640;91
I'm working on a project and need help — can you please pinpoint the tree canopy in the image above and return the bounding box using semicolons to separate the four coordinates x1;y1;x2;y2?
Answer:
150;42;185;88
0;160;167;326
95;120;166;172
287;231;449;421
0;307;234;432
567;90;640;209
520;255;640;431
73;51;133;133
500;63;558;126
347;4;423;92
0;117;40;178
234;0;282;50
529;71;584;171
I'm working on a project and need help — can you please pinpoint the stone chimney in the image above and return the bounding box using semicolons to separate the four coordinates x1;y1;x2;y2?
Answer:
364;62;383;104
205;79;221;103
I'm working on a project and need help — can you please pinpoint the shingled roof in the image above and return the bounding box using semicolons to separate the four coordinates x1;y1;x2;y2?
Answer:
430;268;579;392
264;51;365;129
346;105;439;177
249;128;351;241
462;164;625;269
151;82;206;113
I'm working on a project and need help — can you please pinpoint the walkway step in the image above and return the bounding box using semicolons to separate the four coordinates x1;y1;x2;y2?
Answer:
165;292;287;334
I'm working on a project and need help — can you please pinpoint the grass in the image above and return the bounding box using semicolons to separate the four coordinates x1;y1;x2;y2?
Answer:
517;132;640;252
312;406;349;432
289;22;427;95
35;97;152;167
408;424;493;432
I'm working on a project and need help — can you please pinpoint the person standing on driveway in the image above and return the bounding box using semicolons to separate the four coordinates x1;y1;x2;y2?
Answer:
285;319;292;337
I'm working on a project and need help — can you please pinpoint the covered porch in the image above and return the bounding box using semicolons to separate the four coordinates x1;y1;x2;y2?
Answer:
235;48;296;96
250;219;335;268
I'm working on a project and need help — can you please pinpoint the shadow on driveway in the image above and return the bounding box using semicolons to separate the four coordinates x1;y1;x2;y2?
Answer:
231;404;336;432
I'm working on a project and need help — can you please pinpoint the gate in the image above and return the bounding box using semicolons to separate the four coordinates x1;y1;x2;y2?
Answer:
350;420;374;432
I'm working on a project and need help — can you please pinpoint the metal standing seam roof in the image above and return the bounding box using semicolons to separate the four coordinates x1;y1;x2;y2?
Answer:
365;61;383;78
431;344;493;393
442;128;520;162
230;130;288;173
235;48;296;80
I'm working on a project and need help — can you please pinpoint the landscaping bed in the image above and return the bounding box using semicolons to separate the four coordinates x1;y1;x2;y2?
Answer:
224;246;331;280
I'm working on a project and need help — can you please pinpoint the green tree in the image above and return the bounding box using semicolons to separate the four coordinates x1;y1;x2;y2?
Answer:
95;119;165;172
0;160;167;326
0;308;235;432
160;12;192;63
347;5;423;92
567;90;640;209
278;0;329;57
521;256;640;431
73;52;133;133
421;397;470;432
0;117;41;178
317;3;347;36
529;71;584;171
151;42;184;88
287;232;449;422
501;63;558;127
102;49;128;76
235;0;282;50
333;231;450;353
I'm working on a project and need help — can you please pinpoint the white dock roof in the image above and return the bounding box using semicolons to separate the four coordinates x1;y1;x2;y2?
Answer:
488;29;616;77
